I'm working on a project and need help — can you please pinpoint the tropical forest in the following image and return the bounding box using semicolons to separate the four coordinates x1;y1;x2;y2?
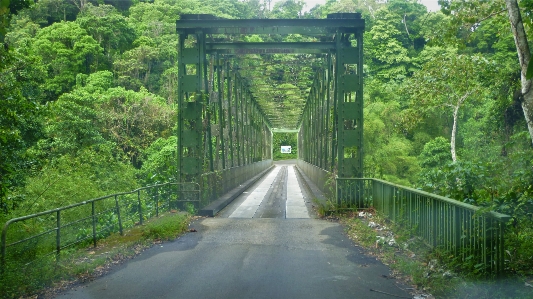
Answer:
1;0;533;297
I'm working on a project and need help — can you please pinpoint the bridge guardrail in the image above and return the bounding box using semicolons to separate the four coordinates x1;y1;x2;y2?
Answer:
1;182;199;271
200;159;273;205
336;177;511;274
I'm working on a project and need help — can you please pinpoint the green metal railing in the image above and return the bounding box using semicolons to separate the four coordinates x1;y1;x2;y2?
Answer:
336;178;511;274
199;159;273;205
1;182;199;270
296;159;334;199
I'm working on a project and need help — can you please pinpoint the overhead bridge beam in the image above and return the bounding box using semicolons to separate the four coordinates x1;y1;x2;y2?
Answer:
176;16;364;35
271;129;299;133
206;42;336;55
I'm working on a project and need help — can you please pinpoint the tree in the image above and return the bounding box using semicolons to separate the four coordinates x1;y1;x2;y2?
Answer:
407;47;487;162
0;0;32;42
364;100;419;185
439;0;533;144
365;11;411;80
0;48;45;212
76;4;136;61
364;1;429;81
98;86;175;168
31;21;103;100
504;0;533;145
113;37;159;91
139;136;177;184
22;0;79;26
270;0;304;19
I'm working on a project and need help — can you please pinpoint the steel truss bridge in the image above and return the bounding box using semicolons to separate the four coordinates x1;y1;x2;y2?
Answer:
176;13;363;182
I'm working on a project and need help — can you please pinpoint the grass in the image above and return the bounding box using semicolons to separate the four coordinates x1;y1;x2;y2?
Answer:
0;211;191;299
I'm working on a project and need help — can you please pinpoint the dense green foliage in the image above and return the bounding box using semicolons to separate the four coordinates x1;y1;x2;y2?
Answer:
1;0;533;281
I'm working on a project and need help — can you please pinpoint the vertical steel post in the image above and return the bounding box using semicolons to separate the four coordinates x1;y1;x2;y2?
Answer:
115;195;123;235
226;61;234;168
138;190;143;225
56;210;61;260
235;73;241;167
92;201;97;248
327;54;334;172
177;23;207;185
177;33;185;184
155;186;159;217
205;36;214;173
168;183;171;210
217;55;226;170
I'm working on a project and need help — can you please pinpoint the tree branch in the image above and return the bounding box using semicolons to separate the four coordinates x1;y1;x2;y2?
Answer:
403;14;410;38
477;9;507;24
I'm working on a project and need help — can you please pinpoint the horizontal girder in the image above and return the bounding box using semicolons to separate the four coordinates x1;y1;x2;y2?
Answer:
206;42;335;55
176;17;365;35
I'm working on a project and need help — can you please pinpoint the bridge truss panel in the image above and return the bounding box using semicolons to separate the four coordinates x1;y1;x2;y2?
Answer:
176;13;365;184
298;27;364;178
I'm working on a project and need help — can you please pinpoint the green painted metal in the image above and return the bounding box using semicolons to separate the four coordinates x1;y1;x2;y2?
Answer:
335;177;511;275
1;182;200;269
176;16;364;35
206;42;335;54
297;22;363;178
177;13;365;195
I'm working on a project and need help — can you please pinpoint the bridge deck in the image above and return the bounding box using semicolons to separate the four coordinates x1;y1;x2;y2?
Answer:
219;161;313;219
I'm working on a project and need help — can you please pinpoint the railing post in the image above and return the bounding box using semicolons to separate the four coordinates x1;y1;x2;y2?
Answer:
115;195;123;236
197;183;200;203
138;190;143;225
168;183;171;211
56;210;61;261
92;201;97;248
156;186;159;217
1;223;7;271
498;220;505;275
431;199;437;247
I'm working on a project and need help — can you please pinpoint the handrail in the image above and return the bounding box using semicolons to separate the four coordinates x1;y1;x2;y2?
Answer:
338;177;511;221
1;182;199;267
335;177;511;274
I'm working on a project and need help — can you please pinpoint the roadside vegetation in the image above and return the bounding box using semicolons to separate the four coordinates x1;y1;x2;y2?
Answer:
332;208;533;299
0;212;191;299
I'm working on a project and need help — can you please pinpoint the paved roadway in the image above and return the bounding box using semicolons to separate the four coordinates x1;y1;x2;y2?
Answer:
55;161;412;299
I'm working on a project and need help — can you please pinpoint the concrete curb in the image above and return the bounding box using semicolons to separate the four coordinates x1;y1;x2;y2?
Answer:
199;165;275;217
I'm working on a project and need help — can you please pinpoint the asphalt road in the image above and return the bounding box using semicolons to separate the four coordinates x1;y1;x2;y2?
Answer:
55;162;412;299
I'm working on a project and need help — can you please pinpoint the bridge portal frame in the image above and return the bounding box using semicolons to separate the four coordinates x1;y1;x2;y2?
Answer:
176;13;364;186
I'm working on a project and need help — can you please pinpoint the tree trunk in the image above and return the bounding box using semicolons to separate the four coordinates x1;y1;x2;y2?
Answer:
451;104;459;162
505;0;533;145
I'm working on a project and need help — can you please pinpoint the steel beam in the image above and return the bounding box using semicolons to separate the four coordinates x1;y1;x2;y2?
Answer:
177;17;364;35
206;42;335;55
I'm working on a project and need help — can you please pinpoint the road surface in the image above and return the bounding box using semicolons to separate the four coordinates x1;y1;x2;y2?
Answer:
55;161;412;299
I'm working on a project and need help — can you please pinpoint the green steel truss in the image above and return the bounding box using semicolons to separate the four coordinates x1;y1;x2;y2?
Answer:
298;28;364;177
176;13;364;183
